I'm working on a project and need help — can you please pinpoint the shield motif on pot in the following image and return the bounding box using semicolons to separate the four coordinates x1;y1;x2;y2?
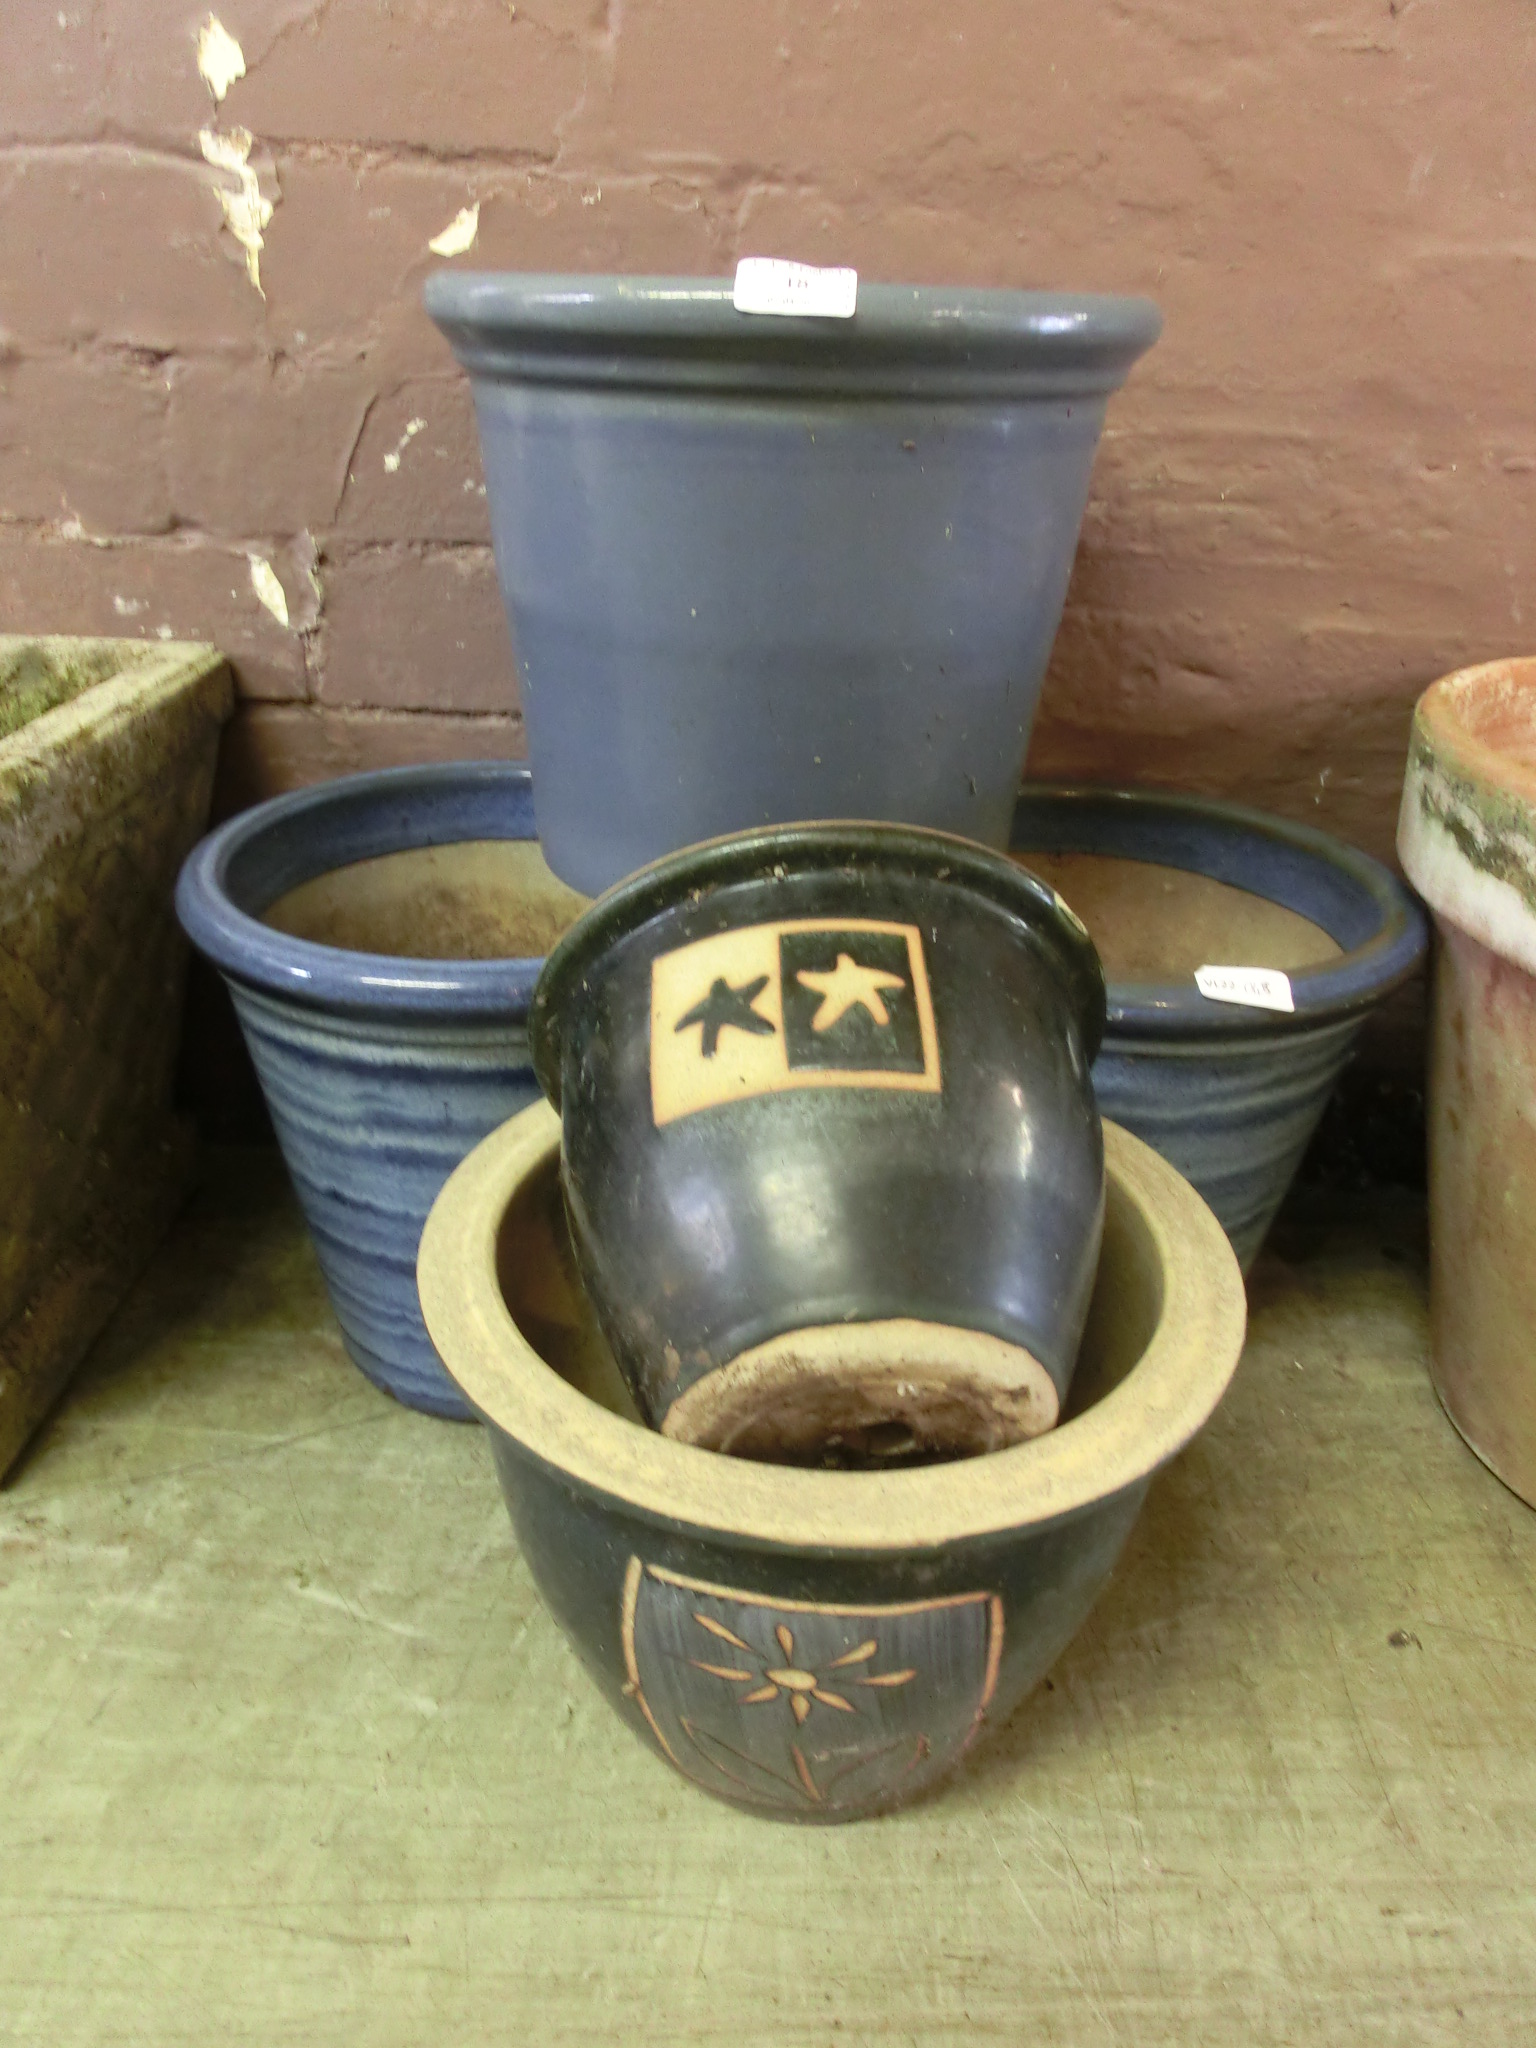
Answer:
620;1559;1003;1814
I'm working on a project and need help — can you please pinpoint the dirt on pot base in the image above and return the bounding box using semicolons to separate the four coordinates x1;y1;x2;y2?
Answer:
659;1317;1061;1468
262;839;591;960
1016;851;1341;982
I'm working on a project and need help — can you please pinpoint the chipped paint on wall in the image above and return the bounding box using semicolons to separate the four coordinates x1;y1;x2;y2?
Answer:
197;15;246;102
428;203;480;258
383;419;428;474
248;556;290;627
199;127;275;295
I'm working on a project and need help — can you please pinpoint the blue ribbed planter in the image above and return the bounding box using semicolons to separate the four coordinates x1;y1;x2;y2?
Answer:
1011;788;1429;1269
176;763;556;1419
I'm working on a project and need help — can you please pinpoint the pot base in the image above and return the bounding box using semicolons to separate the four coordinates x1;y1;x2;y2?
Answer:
658;1317;1060;1464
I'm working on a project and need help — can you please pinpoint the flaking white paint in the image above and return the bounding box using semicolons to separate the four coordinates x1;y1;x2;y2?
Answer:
428;203;480;257
248;556;290;627
198;127;275;295
196;16;246;102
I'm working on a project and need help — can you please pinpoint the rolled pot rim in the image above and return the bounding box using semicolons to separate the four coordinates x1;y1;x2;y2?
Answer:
1010;783;1429;1039
528;818;1108;1107
174;760;552;1019
416;1101;1248;1555
425;271;1162;397
1397;657;1536;976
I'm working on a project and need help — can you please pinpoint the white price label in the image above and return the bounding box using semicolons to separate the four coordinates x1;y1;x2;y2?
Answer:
1195;965;1296;1014
733;258;858;320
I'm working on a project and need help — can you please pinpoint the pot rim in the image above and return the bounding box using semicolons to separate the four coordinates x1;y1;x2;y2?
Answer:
174;760;555;1020
1397;656;1536;976
528;818;1108;1106
425;272;1162;398
1408;655;1536;808
1010;783;1428;1039
417;1101;1247;1553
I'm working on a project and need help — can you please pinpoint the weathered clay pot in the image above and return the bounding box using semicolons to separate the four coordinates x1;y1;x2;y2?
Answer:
175;762;587;1418
416;1099;1246;1823
1398;656;1536;1507
529;823;1107;1458
1012;787;1429;1269
426;272;1161;894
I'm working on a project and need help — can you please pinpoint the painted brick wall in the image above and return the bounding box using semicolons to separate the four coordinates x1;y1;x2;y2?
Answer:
3;0;1534;860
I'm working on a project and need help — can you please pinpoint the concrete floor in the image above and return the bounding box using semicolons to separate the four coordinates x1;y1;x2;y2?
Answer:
3;1154;1534;2045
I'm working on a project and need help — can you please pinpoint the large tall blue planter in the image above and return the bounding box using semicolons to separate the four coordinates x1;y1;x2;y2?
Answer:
1011;788;1429;1269
176;763;559;1418
427;274;1161;895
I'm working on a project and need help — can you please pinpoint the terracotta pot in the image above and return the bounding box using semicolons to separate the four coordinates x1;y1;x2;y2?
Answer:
529;823;1106;1458
1398;656;1536;1506
176;762;588;1418
426;272;1160;893
417;1099;1245;1823
1012;787;1428;1269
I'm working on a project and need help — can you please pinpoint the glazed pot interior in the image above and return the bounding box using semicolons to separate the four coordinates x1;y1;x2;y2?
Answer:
494;1144;1163;1469
262;840;589;962
1008;785;1427;1036
1016;852;1341;983
1011;789;1388;953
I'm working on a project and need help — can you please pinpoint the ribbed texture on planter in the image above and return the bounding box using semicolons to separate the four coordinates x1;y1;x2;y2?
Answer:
1090;1021;1361;1268
1012;787;1428;1269
230;990;541;1416
176;762;571;1420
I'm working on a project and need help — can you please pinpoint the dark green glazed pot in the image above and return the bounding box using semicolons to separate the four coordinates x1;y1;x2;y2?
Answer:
529;823;1107;1459
417;1101;1246;1824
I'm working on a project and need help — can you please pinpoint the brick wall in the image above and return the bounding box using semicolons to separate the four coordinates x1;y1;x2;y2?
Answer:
3;0;1534;860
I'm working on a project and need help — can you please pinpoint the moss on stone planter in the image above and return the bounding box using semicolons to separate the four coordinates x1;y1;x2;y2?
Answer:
0;636;233;1478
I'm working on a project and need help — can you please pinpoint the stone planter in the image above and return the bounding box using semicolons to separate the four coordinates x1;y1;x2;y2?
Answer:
175;762;587;1419
417;1100;1246;1823
1398;656;1536;1506
426;272;1161;894
1012;787;1428;1268
0;636;231;1478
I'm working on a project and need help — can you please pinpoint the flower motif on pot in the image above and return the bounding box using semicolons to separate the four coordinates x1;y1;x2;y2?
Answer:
688;1614;917;1725
649;919;941;1127
620;1560;1003;1814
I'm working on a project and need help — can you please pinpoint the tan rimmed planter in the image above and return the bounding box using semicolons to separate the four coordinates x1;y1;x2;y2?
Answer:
0;636;232;1477
1399;655;1536;1506
418;1099;1246;1822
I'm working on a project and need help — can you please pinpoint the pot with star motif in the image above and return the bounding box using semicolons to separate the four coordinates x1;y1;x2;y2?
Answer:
528;822;1107;1458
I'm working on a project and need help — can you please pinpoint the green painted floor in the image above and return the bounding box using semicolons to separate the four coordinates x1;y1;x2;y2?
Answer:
4;1155;1534;2045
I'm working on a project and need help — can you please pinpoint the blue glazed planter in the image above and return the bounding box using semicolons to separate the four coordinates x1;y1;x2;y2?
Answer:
176;763;569;1418
1010;788;1429;1269
426;273;1161;894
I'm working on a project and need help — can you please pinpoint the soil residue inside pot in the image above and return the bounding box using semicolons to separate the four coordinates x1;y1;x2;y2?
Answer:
1015;851;1341;982
262;840;591;960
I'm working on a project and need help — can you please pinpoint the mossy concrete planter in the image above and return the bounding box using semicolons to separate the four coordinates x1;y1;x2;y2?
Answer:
0;636;232;1478
418;1101;1246;1823
427;272;1161;894
176;762;587;1420
1399;656;1536;1506
1013;788;1428;1269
